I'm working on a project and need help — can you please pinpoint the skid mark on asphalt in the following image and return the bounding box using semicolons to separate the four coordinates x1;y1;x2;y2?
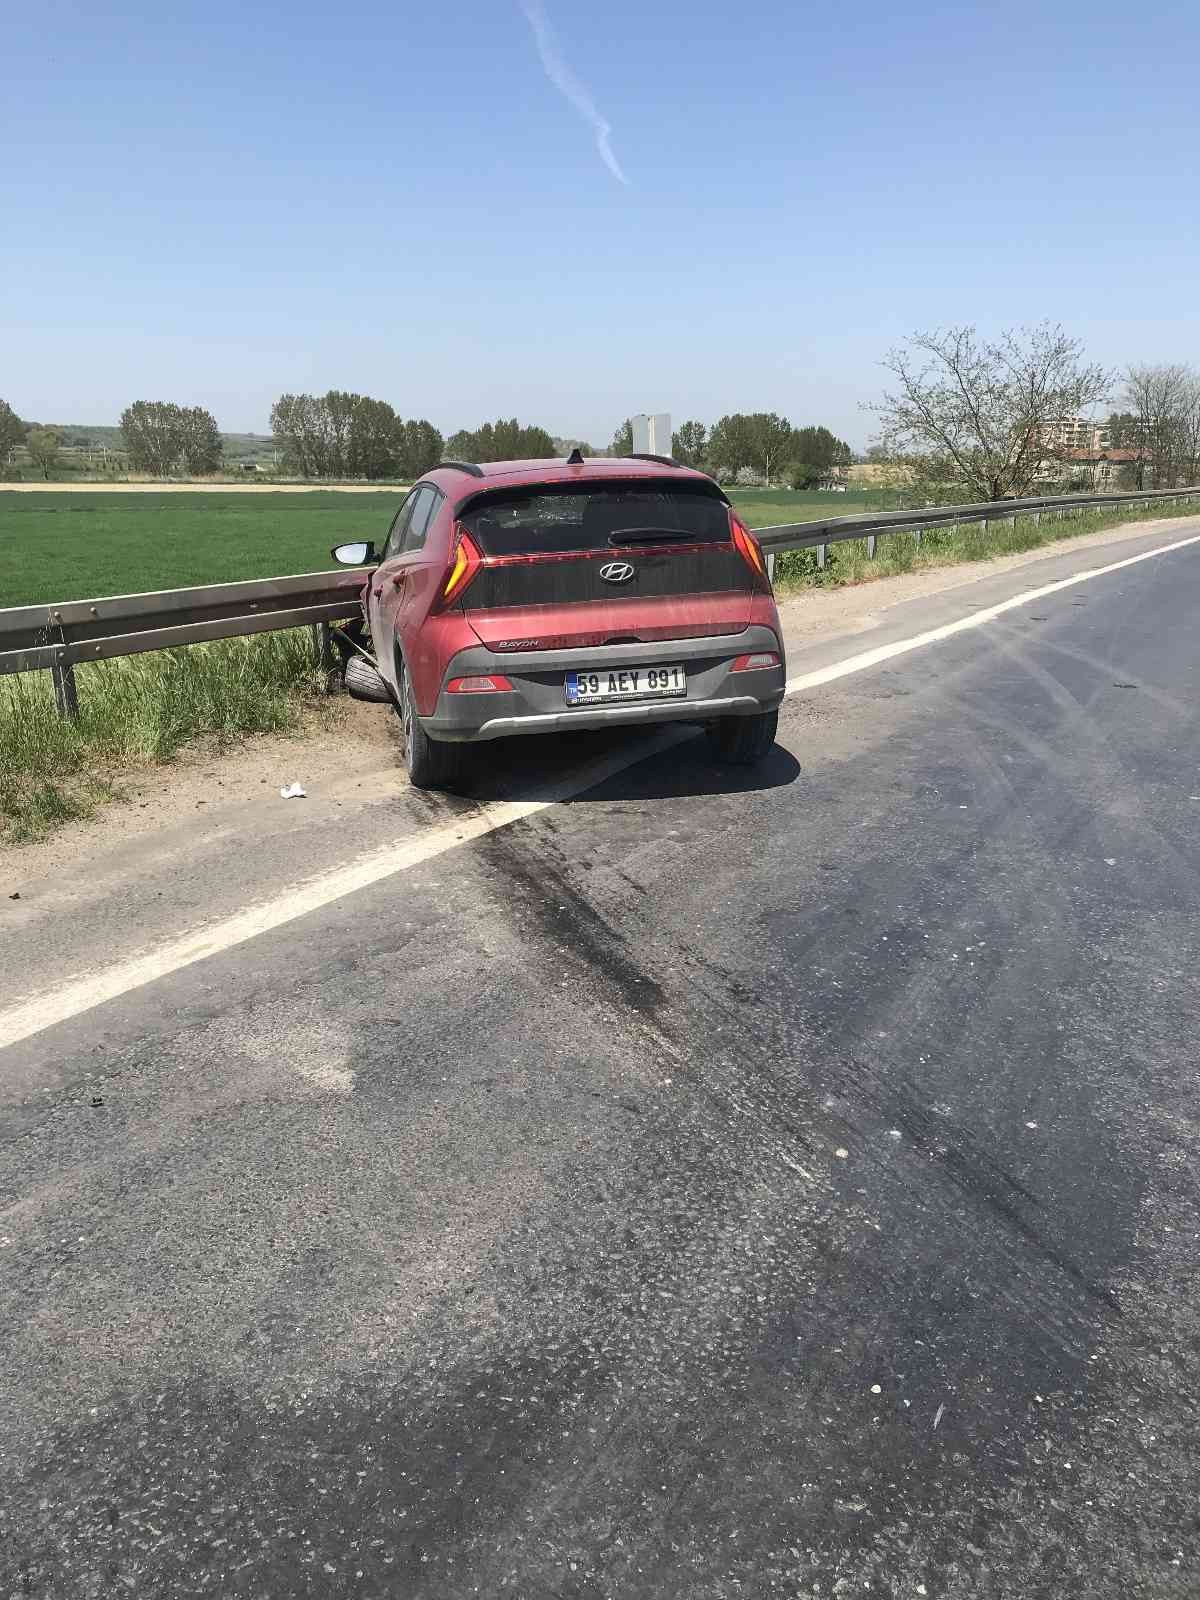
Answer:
473;822;667;1018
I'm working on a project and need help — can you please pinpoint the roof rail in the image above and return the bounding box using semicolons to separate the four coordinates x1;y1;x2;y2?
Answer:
436;459;485;478
623;452;680;468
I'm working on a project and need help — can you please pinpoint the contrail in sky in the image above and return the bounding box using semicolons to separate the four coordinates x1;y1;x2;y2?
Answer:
519;0;629;184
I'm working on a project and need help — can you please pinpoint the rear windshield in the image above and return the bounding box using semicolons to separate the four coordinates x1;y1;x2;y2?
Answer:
461;481;731;557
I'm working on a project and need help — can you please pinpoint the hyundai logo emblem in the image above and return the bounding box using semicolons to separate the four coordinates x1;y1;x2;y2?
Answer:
599;561;635;585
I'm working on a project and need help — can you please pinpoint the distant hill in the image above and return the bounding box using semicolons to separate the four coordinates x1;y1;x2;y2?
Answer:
25;423;276;462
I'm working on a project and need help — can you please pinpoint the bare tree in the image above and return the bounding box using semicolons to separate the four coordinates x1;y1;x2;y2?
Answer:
1179;372;1200;486
1122;364;1193;488
869;324;1111;501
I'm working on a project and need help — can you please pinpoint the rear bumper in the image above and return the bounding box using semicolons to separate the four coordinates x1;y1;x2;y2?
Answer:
422;626;785;743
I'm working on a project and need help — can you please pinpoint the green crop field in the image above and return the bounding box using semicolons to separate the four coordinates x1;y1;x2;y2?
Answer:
0;488;896;608
0;491;400;607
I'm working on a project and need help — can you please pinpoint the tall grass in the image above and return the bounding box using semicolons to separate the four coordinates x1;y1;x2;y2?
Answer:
0;630;327;843
773;499;1199;592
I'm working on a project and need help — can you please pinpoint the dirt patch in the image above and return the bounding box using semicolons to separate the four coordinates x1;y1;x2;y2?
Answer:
0;697;401;876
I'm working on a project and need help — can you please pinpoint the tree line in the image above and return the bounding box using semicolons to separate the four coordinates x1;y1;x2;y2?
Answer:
0;391;854;488
610;416;852;488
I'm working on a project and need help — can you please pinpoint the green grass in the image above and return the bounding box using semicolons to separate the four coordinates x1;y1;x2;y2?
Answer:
0;487;897;608
772;499;1199;591
0;631;328;844
1;491;400;607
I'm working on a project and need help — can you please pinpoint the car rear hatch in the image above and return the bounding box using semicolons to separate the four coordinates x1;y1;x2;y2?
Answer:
452;478;763;651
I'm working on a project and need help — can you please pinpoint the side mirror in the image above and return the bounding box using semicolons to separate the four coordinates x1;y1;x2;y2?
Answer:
332;541;377;566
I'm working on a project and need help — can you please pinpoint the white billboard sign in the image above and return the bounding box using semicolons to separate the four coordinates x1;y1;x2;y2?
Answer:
631;413;672;456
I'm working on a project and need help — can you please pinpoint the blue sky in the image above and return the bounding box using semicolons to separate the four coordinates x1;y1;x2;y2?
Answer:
4;0;1198;447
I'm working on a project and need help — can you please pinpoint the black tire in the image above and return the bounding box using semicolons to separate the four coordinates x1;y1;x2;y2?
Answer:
398;660;467;790
706;709;778;766
344;653;393;703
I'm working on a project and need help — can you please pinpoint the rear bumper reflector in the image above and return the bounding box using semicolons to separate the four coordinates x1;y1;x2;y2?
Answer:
730;652;781;671
446;675;514;694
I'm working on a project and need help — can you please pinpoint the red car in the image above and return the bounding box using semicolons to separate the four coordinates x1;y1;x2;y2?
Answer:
332;453;786;789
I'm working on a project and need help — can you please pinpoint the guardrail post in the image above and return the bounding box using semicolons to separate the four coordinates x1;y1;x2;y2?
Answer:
866;534;877;559
312;622;335;674
51;660;79;719
817;543;827;570
765;552;776;583
915;528;922;547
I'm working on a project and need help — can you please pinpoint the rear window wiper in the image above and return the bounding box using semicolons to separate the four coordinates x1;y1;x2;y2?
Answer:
607;526;696;545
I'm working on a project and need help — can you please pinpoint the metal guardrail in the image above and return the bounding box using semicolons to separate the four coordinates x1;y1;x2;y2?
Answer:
754;485;1200;571
1;487;1196;715
0;570;368;714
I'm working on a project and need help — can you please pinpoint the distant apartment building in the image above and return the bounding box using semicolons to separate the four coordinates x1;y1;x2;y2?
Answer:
1034;415;1110;453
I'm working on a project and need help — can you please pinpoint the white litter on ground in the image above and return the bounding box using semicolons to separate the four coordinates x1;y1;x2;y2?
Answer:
279;782;307;799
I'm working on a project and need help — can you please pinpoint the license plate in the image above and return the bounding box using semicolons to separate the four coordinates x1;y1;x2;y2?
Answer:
565;663;686;705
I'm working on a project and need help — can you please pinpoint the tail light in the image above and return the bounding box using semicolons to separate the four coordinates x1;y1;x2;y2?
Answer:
446;674;514;693
731;652;780;672
729;512;771;590
437;524;483;609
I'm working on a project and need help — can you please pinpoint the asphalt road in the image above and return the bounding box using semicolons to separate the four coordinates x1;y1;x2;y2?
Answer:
3;526;1200;1597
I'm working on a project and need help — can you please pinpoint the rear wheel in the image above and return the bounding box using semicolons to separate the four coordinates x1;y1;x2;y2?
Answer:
706;709;778;766
399;660;467;791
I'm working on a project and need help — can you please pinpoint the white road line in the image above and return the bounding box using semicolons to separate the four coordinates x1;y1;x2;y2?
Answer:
785;528;1200;695
0;729;690;1051
3;528;1198;1051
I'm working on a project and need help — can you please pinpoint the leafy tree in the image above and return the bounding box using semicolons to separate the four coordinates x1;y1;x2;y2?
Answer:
447;419;556;462
672;420;707;468
271;392;444;480
791;425;852;477
610;418;634;456
179;406;221;475
346;397;400;480
708;413;794;484
120;401;188;476
0;399;24;466
869;324;1111;501
786;461;822;490
1104;411;1140;449
26;428;60;480
270;393;333;477
395;418;444;479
